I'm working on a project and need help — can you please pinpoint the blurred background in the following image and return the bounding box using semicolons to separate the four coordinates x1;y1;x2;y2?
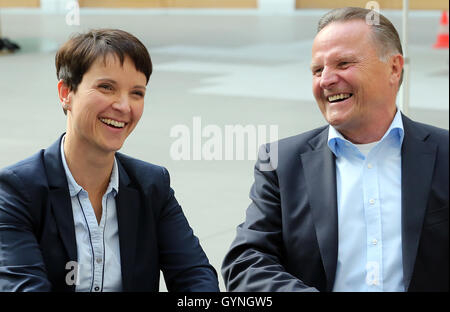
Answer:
0;0;448;291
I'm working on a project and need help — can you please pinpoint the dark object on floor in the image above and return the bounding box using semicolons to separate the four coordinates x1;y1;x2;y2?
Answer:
0;38;20;52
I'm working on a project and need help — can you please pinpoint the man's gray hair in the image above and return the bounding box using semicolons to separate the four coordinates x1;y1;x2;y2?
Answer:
317;7;404;87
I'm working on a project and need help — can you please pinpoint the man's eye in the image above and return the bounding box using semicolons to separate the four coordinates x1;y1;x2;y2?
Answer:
313;68;323;75
339;62;350;67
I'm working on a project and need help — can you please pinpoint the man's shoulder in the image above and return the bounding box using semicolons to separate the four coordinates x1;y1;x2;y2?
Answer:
258;125;328;173
276;125;329;153
406;117;448;134
404;117;449;148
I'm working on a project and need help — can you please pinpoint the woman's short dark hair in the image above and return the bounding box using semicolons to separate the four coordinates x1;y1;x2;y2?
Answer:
56;29;152;114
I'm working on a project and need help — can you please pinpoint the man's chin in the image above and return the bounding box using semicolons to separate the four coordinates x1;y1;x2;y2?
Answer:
324;108;354;127
326;116;346;128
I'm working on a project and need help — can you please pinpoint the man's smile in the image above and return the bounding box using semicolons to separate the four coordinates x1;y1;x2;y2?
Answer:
327;93;353;103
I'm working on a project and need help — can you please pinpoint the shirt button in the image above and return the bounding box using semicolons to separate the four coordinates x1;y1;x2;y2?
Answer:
367;163;373;169
369;199;376;205
96;258;103;264
372;239;378;245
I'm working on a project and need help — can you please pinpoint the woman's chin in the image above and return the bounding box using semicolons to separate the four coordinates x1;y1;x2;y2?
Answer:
98;140;125;155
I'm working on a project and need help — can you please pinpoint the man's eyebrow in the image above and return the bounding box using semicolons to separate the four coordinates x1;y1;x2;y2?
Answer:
335;54;358;61
310;63;322;70
310;53;359;68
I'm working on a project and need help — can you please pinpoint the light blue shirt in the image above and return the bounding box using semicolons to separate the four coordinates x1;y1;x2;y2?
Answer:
328;110;405;292
60;136;123;292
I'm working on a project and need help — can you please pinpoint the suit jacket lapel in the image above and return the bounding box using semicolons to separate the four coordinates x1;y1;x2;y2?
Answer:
115;159;141;292
44;135;77;263
44;136;143;291
401;115;437;290
300;127;338;291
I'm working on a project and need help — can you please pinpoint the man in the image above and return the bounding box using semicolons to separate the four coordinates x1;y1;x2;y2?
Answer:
222;7;448;292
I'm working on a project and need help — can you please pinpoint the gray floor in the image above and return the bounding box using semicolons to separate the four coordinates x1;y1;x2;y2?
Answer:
0;9;448;291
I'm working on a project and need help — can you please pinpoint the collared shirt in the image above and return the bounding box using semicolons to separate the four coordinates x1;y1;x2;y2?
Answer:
60;136;123;292
328;110;405;292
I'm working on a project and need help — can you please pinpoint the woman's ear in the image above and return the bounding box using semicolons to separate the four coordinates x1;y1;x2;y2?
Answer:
57;79;72;112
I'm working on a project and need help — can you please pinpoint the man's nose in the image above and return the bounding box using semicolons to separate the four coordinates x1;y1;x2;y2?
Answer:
319;67;339;89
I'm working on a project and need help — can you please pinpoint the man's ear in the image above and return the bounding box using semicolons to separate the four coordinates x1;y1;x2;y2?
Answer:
57;80;72;112
389;54;404;88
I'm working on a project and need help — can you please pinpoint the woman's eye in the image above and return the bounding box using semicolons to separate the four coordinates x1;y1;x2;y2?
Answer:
132;90;145;97
99;84;113;91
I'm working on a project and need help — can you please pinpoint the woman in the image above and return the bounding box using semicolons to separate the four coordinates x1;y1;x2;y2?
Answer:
0;29;219;292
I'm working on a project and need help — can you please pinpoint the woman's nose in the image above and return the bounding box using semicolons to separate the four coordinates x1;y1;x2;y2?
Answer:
112;95;131;113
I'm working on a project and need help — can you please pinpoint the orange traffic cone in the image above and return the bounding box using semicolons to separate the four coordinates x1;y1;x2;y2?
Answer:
433;11;449;49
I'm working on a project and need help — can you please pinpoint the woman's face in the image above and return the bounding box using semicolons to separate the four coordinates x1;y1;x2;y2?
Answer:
63;54;147;155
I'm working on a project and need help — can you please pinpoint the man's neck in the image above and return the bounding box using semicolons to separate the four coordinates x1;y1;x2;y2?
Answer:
337;108;397;144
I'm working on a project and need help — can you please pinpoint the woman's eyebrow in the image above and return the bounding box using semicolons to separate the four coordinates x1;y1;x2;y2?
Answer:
95;78;146;90
95;78;117;84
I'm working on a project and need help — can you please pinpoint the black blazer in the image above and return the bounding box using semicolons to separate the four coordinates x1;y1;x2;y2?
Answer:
222;114;448;292
0;135;219;292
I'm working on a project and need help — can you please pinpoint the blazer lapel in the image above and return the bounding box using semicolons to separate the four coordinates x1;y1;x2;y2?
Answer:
44;135;77;262
49;189;77;262
401;115;437;290
115;160;141;292
300;128;338;291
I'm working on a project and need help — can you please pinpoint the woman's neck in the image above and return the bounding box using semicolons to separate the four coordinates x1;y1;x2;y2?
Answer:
63;133;114;196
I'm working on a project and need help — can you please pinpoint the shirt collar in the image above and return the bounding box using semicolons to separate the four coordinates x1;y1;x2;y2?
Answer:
60;135;119;197
327;109;404;157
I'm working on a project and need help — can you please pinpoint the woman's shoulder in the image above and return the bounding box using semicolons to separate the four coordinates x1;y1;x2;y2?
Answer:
0;150;47;187
0;150;49;224
115;152;168;175
115;152;171;189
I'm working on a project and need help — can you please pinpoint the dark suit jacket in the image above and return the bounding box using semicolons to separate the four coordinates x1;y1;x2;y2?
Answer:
0;135;219;292
222;115;448;292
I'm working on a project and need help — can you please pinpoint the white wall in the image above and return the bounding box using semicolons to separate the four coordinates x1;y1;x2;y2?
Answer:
40;0;76;13
258;0;295;14
41;0;296;14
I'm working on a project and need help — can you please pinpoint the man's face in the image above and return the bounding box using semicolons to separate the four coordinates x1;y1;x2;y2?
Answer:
66;54;147;154
311;20;399;140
